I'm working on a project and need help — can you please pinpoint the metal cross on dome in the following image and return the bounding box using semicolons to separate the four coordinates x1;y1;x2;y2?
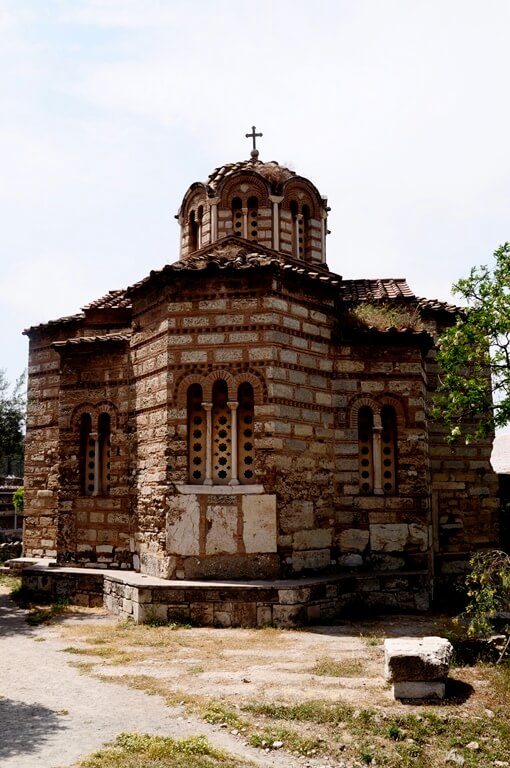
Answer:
245;125;262;160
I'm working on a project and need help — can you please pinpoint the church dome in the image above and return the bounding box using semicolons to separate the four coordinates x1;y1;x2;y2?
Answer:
177;138;329;266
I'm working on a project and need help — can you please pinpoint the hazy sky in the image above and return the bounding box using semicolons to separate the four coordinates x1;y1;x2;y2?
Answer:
1;0;509;387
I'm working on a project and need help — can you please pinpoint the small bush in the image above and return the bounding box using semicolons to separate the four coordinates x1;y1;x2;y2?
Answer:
457;550;510;662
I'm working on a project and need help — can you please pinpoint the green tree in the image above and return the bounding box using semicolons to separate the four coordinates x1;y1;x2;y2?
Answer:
0;370;26;474
434;243;510;443
458;550;510;662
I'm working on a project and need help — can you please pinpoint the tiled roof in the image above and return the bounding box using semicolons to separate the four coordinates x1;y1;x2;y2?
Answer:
417;297;462;314
337;278;415;302
52;333;130;349
127;240;342;292
82;289;131;311
26;242;458;335
23;314;84;335
206;159;295;193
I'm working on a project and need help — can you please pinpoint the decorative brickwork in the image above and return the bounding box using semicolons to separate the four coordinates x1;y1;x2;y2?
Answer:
22;153;500;615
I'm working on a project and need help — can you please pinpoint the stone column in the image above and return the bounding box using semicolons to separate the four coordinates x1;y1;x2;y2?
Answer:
203;403;213;485
209;197;220;242
295;214;304;258
228;401;240;485
242;207;248;239
321;209;328;263
269;195;283;251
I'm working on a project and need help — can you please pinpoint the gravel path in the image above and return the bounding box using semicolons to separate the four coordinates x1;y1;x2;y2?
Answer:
0;588;325;768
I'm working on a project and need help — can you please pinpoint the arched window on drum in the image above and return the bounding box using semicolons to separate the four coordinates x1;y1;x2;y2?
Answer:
247;196;258;242
232;197;243;238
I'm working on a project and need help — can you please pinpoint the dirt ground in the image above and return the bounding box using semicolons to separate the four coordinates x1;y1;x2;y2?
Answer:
61;611;462;710
1;585;506;768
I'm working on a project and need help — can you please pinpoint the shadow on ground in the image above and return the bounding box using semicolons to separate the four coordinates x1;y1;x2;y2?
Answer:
0;591;35;638
0;697;68;759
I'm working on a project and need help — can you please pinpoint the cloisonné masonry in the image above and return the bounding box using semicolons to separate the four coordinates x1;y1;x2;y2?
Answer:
22;150;499;611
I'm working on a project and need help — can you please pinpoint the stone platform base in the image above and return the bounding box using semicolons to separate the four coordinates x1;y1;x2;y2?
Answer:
392;681;446;700
15;560;432;627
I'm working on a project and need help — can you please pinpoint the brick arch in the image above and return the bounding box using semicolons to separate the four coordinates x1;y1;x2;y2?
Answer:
281;178;321;219
203;370;237;401
70;401;119;432
232;371;267;403
219;173;270;209
379;394;406;429
178;182;208;223
95;401;119;431
348;396;380;428
70;403;96;431
175;373;206;408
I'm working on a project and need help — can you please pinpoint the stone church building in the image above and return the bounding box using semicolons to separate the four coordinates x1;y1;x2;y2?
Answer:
22;136;499;620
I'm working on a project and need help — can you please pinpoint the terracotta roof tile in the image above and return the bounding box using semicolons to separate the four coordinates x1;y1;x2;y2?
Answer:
337;278;415;302
207;159;295;192
23;314;84;335
417;297;462;314
52;333;130;349
82;289;132;311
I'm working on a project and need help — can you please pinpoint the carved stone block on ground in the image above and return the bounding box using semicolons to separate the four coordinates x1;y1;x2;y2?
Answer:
384;636;453;700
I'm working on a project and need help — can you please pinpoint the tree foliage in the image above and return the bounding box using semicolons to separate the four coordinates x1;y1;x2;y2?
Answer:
0;370;26;474
458;550;510;662
434;243;510;442
12;487;24;515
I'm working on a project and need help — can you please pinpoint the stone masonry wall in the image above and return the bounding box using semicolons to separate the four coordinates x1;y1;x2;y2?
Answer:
332;337;433;576
131;280;174;578
24;325;75;558
56;340;132;567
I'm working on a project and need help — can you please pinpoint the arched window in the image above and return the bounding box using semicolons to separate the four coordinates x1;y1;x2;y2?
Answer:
381;406;397;494
212;379;232;485
188;384;206;485
302;204;311;260
237;383;255;484
80;413;93;495
232;197;243;237
189;206;203;252
186;380;257;486
98;413;111;495
290;200;299;257
247;196;258;242
78;411;112;496
358;406;374;494
357;404;398;495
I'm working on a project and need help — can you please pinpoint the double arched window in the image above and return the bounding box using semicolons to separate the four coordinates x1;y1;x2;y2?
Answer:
79;412;111;496
358;404;397;495
231;196;259;241
187;380;255;485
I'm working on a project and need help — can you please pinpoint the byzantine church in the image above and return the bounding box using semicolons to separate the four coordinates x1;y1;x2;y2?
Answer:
22;130;499;616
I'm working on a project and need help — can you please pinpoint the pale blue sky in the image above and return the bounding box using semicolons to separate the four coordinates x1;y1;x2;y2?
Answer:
1;0;509;388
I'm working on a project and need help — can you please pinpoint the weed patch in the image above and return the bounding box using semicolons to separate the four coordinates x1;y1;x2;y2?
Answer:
78;732;250;768
310;655;365;677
